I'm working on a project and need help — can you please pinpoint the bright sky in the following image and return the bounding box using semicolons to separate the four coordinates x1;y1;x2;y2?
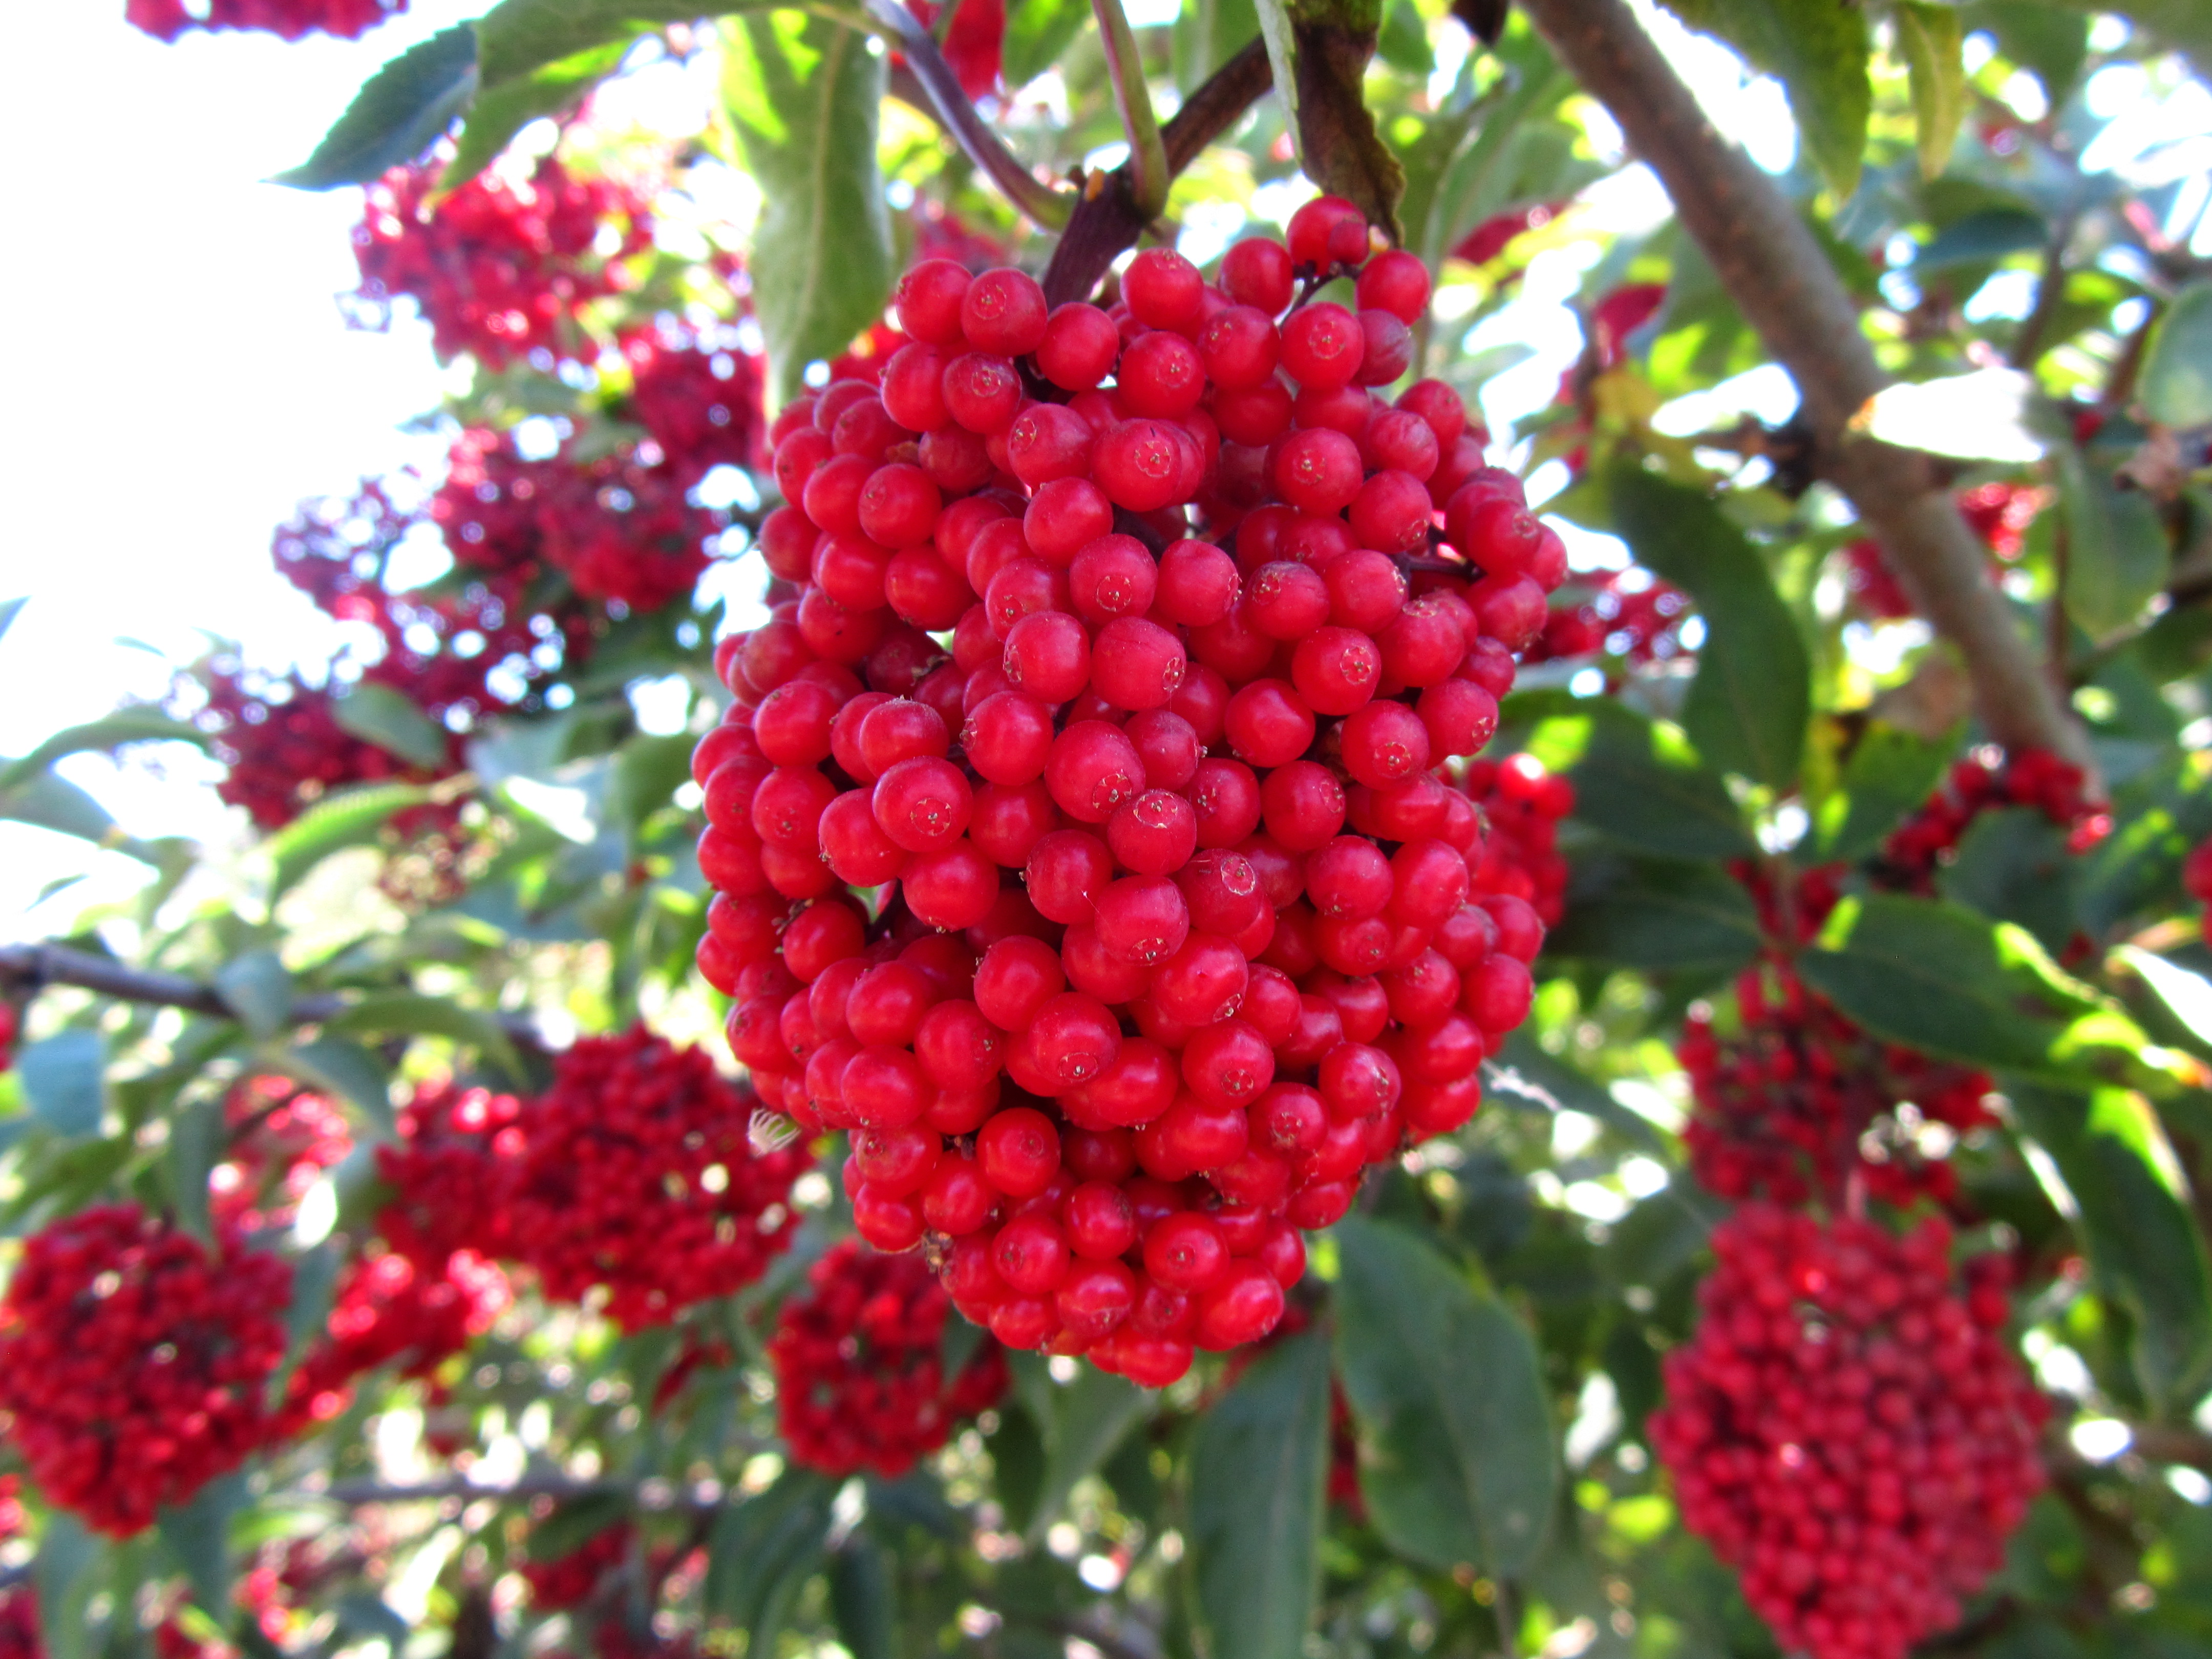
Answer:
2;2;2201;939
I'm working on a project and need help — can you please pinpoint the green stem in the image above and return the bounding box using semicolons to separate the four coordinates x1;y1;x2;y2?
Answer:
1093;0;1170;221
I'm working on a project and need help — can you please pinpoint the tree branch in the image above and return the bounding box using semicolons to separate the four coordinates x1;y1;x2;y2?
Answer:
1519;0;2091;772
857;0;1073;230
1042;37;1274;305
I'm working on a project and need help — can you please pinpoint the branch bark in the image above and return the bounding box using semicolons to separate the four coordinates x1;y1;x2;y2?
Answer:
1519;0;2090;772
1042;37;1274;305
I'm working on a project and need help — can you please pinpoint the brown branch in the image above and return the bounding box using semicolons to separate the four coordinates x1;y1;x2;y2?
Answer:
1520;0;2091;773
2010;208;2079;371
1041;37;1274;305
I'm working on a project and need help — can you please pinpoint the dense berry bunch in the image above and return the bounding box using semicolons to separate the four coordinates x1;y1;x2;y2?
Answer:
521;1521;633;1610
621;327;772;483
278;1245;510;1433
197;662;453;829
2184;837;2212;944
1879;749;2106;890
0;1205;291;1536
1463;754;1573;926
507;1027;813;1329
770;1240;1010;1476
374;1080;528;1266
1650;1206;2045;1659
210;1075;354;1232
350;157;653;368
696;200;1565;1385
1526;566;1691;669
1679;963;1996;1209
127;0;403;40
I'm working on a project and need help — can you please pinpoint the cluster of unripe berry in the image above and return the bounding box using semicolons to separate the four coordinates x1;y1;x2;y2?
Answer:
1649;1205;2046;1659
694;198;1566;1385
1679;962;1997;1212
351;157;653;370
769;1240;1011;1477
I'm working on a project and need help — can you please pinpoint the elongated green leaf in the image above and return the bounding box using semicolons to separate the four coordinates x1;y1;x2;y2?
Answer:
275;26;480;189
1189;1329;1331;1659
1609;466;1810;790
271;1241;343;1407
1666;0;1869;197
215;950;294;1040
279;1037;398;1137
35;1513;101;1659
266;781;440;902
1815;722;1956;863
1967;0;2089;103
0;712;209;793
1915;205;2048;271
1333;1219;1557;1576
722;11;894;403
168;1095;224;1245
1251;0;1403;238
158;1475;243;1615
1024;1367;1153;1545
1939;807;2080;953
827;1537;897;1659
443;38;634;187
320;991;525;1082
1566;715;1757;860
1546;856;1762;975
1895;2;1966;179
477;0;744;86
0;767;118;847
706;1468;837;1641
2013;1084;2212;1409
2061;448;2169;641
19;1030;106;1137
1012;0;1098;88
1488;1030;1669;1152
2141;281;2212;431
331;684;452;771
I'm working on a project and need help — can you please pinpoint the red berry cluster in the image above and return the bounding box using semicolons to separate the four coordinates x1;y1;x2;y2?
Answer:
1680;963;1997;1211
697;198;1566;1386
197;661;451;830
1462;753;1573;928
1844;481;2049;622
621;326;772;483
375;1080;528;1266
0;1001;18;1075
1525;566;1692;671
521;1521;633;1610
0;1205;291;1537
350;156;653;369
1879;749;2107;891
2183;837;2212;945
278;1246;511;1434
504;1027;814;1329
1650;1205;2046;1659
770;1239;1010;1477
210;1074;354;1232
126;0;402;40
902;0;1005;97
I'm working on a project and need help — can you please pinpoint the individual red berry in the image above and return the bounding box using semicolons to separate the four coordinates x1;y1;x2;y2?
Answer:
1037;302;1121;390
961;267;1049;355
1222;236;1295;313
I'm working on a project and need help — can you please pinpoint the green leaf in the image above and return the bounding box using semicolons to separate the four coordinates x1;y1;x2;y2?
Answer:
18;1030;107;1138
827;1537;897;1659
0;711;209;793
265;781;440;903
1665;0;1869;197
274;25;480;189
1486;1029;1669;1152
1188;1329;1331;1659
35;1513;101;1659
476;0;727;85
2060;446;2169;641
1608;466;1810;789
2012;1084;2212;1409
2141;281;2212;430
1894;2;1967;180
1010;0;1097;88
214;950;294;1040
330;684;452;771
1251;0;1405;239
1814;722;1956;863
157;1475;242;1615
168;1095;225;1245
272;1241;343;1407
1333;1218;1557;1576
1915;205;2048;271
1965;1;2088;104
319;991;525;1082
1797;894;2160;1089
278;1038;397;1137
721;11;895;403
610;732;697;843
706;1467;837;1641
0;767;119;847
1554;706;1756;860
1939;807;2080;954
1023;1366;1153;1545
1545;855;1763;975
444;38;634;187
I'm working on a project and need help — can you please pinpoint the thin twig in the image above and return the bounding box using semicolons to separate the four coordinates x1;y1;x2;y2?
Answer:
2009;206;2078;371
1093;0;1170;220
856;0;1072;230
1519;0;2091;774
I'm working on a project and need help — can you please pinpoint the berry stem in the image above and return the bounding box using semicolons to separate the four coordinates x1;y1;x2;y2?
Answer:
1093;0;1171;221
855;0;1074;231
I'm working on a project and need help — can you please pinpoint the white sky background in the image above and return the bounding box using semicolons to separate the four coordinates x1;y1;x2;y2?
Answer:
0;2;2203;936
